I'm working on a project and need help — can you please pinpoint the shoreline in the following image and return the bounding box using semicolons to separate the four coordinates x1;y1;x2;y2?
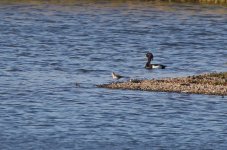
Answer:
0;0;226;5
98;72;227;96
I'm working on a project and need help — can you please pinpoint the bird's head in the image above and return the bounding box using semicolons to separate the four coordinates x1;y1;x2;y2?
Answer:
146;52;153;61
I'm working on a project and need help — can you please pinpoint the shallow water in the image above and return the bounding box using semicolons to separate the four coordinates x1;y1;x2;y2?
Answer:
0;1;227;149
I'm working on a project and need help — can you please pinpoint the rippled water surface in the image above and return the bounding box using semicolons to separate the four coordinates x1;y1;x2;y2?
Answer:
0;1;227;149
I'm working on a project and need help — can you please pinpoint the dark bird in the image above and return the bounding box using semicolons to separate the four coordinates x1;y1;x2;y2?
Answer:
145;52;166;69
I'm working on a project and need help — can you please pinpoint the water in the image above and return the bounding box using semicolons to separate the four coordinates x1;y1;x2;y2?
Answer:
0;1;227;149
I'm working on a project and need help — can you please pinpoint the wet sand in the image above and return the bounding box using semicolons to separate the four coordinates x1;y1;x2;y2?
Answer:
98;72;227;96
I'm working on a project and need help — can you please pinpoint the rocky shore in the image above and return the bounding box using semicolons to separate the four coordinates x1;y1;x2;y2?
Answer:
0;0;226;5
98;72;227;96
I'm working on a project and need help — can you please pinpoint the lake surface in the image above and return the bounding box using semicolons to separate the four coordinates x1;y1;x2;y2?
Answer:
0;1;227;149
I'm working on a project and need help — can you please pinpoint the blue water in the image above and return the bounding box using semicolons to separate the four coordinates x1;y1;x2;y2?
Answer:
0;1;227;149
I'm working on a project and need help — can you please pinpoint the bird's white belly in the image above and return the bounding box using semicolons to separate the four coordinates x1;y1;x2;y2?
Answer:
152;65;162;69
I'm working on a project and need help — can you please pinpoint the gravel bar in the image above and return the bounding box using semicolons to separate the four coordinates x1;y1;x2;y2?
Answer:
97;72;227;96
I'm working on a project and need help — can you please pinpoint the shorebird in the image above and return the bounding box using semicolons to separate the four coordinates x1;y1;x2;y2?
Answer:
145;52;166;69
112;72;124;80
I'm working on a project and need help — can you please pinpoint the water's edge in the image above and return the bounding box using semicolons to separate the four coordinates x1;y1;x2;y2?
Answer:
0;0;226;5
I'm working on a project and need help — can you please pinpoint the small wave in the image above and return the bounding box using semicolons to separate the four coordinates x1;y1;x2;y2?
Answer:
76;68;106;73
5;67;23;72
53;67;65;71
17;52;32;57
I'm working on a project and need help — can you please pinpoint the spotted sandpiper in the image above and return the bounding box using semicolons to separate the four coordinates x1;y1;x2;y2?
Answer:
112;72;124;80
